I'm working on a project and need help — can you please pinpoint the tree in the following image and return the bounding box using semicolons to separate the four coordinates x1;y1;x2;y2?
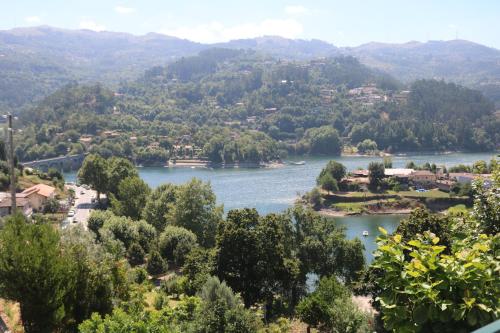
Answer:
297;276;370;333
147;250;168;276
87;210;114;237
372;228;499;332
78;154;108;201
159;226;198;267
357;139;378;154
42;197;60;213
216;209;262;306
303;126;342;155
168;178;223;247
107;157;139;196
472;165;500;235
317;172;339;194
368;161;385;190
60;226;130;331
127;242;145;266
143;183;178;231
317;160;346;182
395;208;453;249
292;205;365;284
0;214;74;333
111;176;151;220
195;276;261;333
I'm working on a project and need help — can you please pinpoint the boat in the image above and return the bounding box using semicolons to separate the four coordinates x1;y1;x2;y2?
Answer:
362;230;369;237
289;161;306;166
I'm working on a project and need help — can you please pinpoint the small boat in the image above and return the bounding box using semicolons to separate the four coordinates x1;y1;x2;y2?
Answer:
290;161;306;166
362;230;369;237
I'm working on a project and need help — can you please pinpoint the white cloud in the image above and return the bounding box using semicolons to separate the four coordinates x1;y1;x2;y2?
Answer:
24;16;41;23
285;5;308;15
114;5;135;14
79;20;106;31
161;19;303;43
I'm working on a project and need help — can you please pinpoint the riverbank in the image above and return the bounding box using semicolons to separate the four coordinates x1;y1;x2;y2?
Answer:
319;207;413;217
165;159;285;169
315;189;471;216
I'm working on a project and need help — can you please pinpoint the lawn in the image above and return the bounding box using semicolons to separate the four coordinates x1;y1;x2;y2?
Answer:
393;189;450;198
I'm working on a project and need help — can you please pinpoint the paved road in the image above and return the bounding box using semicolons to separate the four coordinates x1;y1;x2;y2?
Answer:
65;184;98;230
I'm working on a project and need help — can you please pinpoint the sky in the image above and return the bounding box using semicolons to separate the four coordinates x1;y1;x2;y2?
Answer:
1;0;500;48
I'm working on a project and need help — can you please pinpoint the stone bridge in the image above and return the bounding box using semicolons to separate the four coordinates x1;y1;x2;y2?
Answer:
21;153;87;172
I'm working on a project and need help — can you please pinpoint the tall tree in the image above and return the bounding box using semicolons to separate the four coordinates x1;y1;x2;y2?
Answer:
78;154;109;201
111;176;151;220
0;214;74;333
168;178;223;247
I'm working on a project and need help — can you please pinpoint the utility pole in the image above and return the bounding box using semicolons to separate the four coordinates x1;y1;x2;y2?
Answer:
7;114;16;214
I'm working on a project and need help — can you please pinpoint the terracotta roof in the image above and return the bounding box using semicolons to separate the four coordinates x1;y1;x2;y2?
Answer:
411;170;435;176
0;195;29;208
21;184;56;198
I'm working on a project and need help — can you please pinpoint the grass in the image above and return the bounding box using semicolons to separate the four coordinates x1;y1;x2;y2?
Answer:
446;204;469;215
393;189;450;198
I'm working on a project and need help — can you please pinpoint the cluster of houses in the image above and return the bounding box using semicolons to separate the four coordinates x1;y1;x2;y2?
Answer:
349;168;491;191
347;84;410;106
0;184;56;217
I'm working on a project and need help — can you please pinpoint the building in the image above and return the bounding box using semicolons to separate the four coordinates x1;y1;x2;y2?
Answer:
19;184;56;212
410;170;437;185
0;193;32;217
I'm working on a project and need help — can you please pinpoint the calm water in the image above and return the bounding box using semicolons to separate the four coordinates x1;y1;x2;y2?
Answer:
64;152;496;261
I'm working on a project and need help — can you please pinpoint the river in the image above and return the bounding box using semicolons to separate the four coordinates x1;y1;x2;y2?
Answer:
63;152;496;261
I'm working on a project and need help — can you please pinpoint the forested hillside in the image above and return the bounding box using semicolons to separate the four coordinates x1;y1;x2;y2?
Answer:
2;26;500;113
16;49;498;164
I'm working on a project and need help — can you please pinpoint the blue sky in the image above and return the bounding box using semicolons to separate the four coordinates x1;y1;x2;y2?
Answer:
2;0;499;48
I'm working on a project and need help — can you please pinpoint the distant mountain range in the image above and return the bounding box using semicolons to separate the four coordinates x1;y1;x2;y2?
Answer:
1;25;500;111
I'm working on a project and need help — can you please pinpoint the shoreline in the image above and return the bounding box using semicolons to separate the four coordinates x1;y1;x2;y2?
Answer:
318;208;412;217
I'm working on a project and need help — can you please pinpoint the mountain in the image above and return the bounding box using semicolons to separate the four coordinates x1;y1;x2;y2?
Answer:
347;40;500;104
216;36;338;59
1;25;500;111
0;26;203;111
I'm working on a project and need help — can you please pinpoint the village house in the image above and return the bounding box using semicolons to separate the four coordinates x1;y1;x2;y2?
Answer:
19;184;56;212
0;193;32;217
409;170;437;185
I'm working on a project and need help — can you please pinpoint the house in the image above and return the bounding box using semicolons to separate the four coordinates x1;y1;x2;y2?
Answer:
20;184;56;212
449;173;492;184
410;170;437;185
0;193;32;217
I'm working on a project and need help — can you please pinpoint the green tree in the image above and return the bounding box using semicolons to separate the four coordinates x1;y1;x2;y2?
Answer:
78;154;109;201
127;242;145;266
107;157;139;196
357;139;378;154
0;214;74;333
195;276;261;333
159;226;198;267
111;176;151;220
168;178;223;247
368;161;385;190
143;183;178;231
317;172;339;194
297;276;370;333
317;161;346;182
303;126;342;155
147;250;168;276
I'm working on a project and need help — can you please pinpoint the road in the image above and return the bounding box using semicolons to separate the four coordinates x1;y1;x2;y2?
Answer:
65;184;98;230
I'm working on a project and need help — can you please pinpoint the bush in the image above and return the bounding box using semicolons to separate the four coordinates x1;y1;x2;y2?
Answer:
146;250;168;276
134;267;148;284
42;197;60;213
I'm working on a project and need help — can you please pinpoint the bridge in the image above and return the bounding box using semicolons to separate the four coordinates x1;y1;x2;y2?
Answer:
21;153;87;172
